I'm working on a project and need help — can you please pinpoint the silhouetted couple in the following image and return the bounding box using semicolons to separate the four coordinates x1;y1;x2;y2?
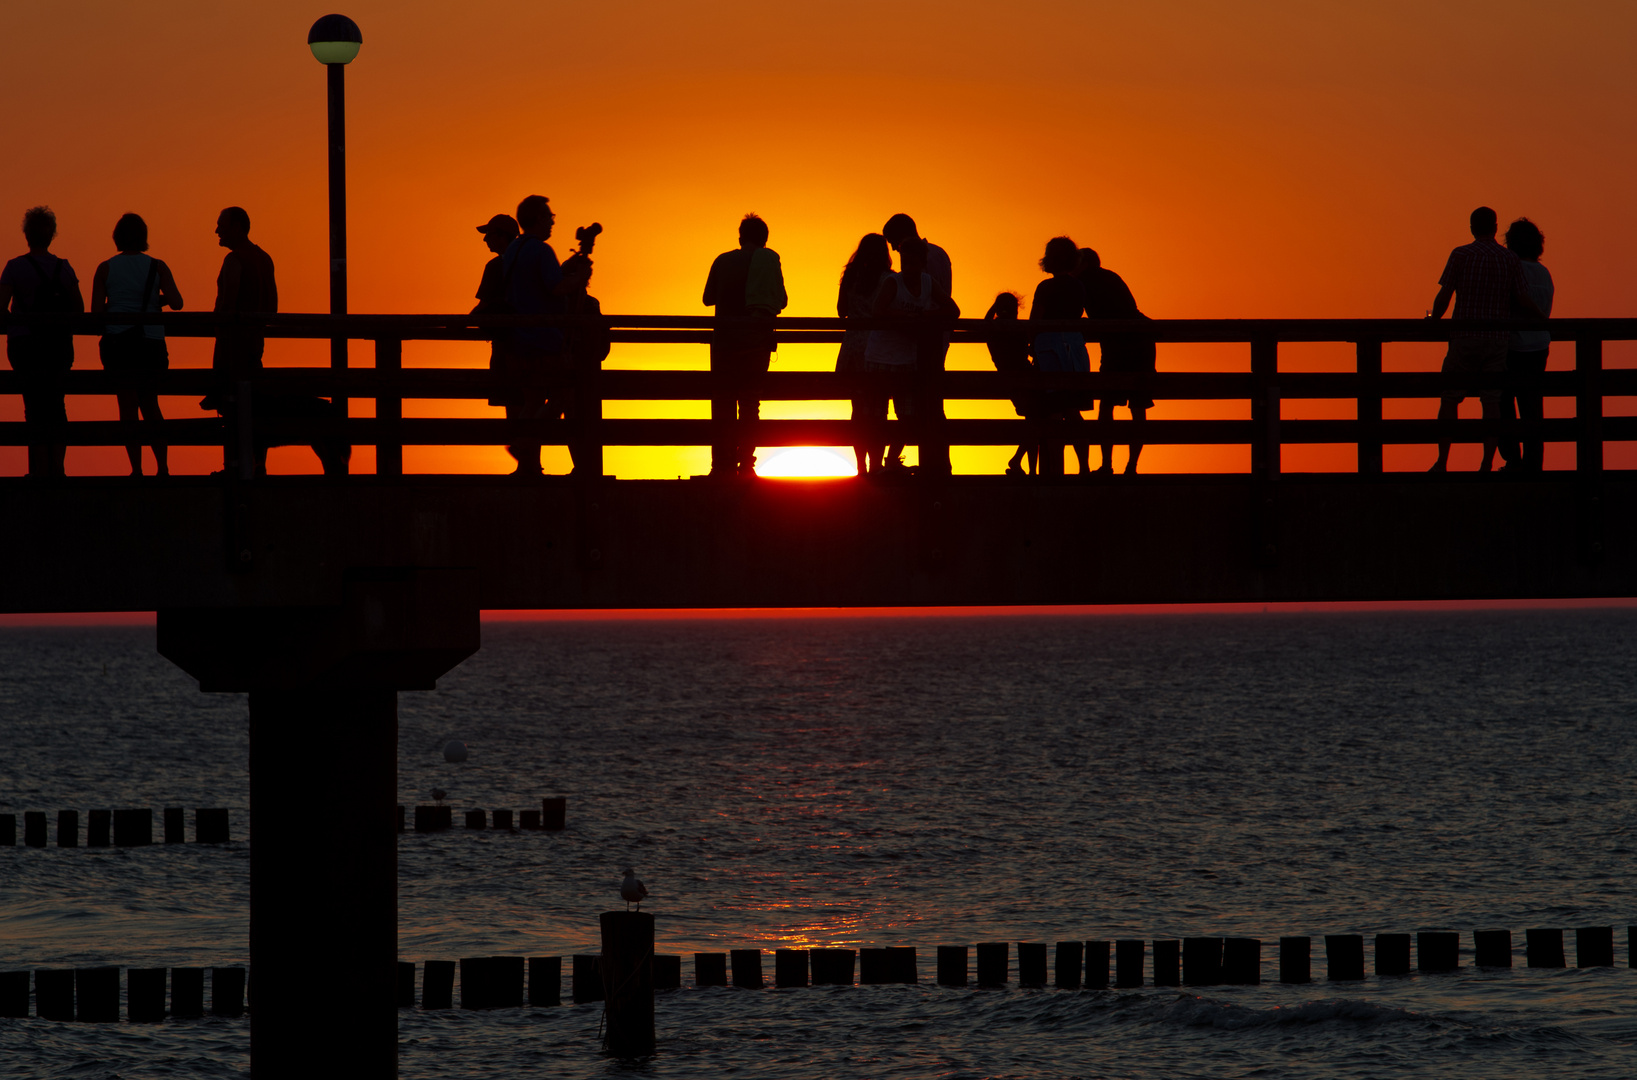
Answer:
1427;206;1552;473
477;194;601;478
703;214;788;478
982;237;1154;478
835;215;954;477
206;206;349;477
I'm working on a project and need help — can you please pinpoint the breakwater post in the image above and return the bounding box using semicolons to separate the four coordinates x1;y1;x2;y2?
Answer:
1017;943;1046;987
1578;927;1614;968
542;797;566;830
1055;941;1082;989
1183;938;1221;986
1086;940;1109;987
1474;929;1511;968
774;948;808;988
423;960;455;1008
1223;938;1260;985
0;813;13;846
810;948;854;985
0;971;26;1017
1375;934;1411;976
129;968;166;1021
530;956;562;1005
24;811;46;848
1115;939;1144;988
573;955;604;1003
1326;935;1364;981
171;967;204;1018
653;954;682;990
937;945;967;986
57;810;78;847
694;953;727;987
35;970;73;1020
1417;932;1458;973
77;966;118;1021
1527;928;1564;967
213;967;246;1016
1153;940;1181;986
1279;937;1310;983
599;911;655;1057
731;949;764;989
397;962;416;1007
87;809;110;846
976;942;1008;987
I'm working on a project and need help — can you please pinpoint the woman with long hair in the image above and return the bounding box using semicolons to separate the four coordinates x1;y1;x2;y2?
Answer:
91;212;183;477
837;233;893;474
1030;236;1091;476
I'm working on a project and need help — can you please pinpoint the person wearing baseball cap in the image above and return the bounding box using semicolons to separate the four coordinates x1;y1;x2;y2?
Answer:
473;213;520;316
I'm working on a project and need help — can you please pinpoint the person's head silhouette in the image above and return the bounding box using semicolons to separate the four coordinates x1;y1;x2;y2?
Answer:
986;291;1021;320
22;206;57;252
1039;236;1078;275
739;214;769;249
899;234;927;277
1469;206;1498;239
1076;247;1100;276
113;213;149;254
215;206;251;249
517;195;554;239
882;213;919;251
1505;217;1544;261
477;213;520;255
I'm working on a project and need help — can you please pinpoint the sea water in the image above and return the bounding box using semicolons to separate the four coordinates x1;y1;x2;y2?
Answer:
1;611;1634;1078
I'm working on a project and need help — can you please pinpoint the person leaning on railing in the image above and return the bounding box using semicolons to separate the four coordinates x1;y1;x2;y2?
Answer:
91;213;183;479
702;213;787;479
0;205;83;481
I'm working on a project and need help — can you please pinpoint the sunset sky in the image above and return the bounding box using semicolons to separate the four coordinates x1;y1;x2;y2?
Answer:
4;1;1633;477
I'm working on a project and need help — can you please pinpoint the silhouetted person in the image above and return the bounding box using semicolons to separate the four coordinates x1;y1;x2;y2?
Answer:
1;205;83;480
473;213;520;317
862;236;947;475
1030;236;1091;477
837;233;892;475
208;206;348;477
555;224;610;474
703;213;787;477
883;214;952;477
494;195;568;476
984;292;1037;476
1427;206;1544;473
1078;247;1156;475
1504;217;1553;472
91;213;181;478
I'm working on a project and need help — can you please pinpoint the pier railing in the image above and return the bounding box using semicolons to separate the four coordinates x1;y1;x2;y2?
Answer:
1;312;1633;478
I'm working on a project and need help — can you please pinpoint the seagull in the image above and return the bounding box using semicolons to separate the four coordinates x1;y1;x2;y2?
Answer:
620;868;649;910
431;787;448;804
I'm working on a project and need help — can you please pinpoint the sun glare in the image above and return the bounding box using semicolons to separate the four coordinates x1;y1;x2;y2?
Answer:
755;447;858;479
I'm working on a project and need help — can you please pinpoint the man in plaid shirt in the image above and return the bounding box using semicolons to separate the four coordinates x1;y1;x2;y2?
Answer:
1427;206;1545;472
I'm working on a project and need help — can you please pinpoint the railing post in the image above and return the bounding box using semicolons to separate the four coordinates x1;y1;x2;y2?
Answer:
1576;337;1604;565
579;369;603;480
1356;340;1383;475
1250;336;1279;568
375;338;402;479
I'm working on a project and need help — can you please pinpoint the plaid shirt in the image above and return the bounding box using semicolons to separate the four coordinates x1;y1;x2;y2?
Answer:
1439;238;1527;341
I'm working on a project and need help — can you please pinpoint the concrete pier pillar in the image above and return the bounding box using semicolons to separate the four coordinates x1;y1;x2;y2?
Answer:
158;567;478;1080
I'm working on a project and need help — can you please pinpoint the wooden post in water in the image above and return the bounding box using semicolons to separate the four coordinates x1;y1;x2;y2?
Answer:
572;955;604;1002
0;813;14;846
171;967;204;1018
76;967;118;1022
113;808;152;846
464;809;485;830
1526;928;1564;968
652;955;682;990
519;809;541;829
87;810;110;846
810;949;854;985
422;960;455;1009
1085;940;1109;987
886;947;917;984
1;970;31;1017
529;956;561;1005
414;806;451;832
493;809;513;830
1017;943;1047;987
490;956;524;1005
1374;934;1410;977
1222;938;1260;985
163;807;184;843
1417;932;1458;973
1576;927;1614;968
128;968;166;1021
730;948;764;989
858;948;889;985
212;967;246;1016
1325;935;1364;981
397;962;416;1008
1055;941;1082;989
937;945;967;986
1182;938;1222;986
460;958;494;1008
35;969;74;1020
24;811;46;848
542;797;566;830
599;911;655;1057
1279;937;1310;983
1115;940;1144;988
397;805;406;833
694;953;727;987
1152;940;1181;987
1473;930;1511;968
57;810;78;847
774;949;808;988
975;942;1008;987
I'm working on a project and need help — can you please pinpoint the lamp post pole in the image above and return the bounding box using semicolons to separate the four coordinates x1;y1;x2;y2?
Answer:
309;14;362;470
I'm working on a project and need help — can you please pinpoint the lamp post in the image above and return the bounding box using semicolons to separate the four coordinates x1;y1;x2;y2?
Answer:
309;14;361;464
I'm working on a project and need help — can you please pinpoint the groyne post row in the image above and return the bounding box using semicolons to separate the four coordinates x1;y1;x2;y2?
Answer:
0;809;230;847
398;798;566;833
0;967;244;1021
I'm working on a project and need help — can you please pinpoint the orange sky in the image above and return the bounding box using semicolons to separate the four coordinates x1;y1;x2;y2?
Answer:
4;0;1634;477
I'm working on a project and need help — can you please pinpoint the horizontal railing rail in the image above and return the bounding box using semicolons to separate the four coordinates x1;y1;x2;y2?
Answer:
0;313;1632;479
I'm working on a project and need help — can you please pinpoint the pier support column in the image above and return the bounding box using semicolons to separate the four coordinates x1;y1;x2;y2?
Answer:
158;567;478;1080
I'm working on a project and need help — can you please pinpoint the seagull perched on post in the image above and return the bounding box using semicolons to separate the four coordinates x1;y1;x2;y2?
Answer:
431;787;448;805
620;868;649;911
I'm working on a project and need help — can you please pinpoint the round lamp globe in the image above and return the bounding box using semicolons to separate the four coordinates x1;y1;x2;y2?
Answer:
308;14;362;64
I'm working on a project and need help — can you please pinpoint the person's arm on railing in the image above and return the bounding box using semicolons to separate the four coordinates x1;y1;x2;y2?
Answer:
90;261;110;314
1428;283;1454;319
157;261;184;311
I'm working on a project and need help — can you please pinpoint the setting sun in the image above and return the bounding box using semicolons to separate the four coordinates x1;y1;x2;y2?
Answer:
754;447;858;478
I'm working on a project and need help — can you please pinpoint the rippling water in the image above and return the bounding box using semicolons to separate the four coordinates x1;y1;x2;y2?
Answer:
2;611;1634;1077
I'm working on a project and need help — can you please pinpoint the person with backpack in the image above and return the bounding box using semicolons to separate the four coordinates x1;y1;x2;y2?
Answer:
0;205;84;479
91;213;183;478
